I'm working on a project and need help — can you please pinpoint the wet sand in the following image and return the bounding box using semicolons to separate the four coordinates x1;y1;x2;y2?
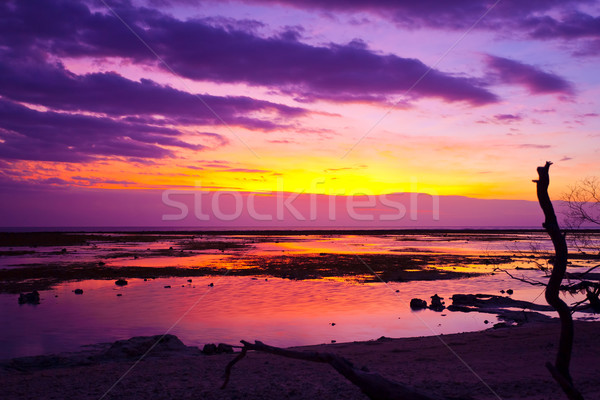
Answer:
1;320;599;400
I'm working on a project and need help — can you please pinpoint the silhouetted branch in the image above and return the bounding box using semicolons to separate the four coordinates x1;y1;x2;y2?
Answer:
222;340;444;400
584;285;600;312
534;161;584;400
497;268;548;287
563;177;600;228
567;263;600;281
498;265;600;312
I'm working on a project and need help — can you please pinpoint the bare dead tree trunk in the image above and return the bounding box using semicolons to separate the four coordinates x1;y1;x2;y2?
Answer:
534;161;584;400
222;340;444;400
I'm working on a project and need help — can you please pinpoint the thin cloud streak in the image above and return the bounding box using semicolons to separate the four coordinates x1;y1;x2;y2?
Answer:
486;55;574;95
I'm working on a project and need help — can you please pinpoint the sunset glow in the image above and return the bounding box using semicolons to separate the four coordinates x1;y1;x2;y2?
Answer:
1;1;599;227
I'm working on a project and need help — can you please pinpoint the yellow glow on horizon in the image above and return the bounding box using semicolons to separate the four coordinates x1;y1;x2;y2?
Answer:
5;128;586;202
3;156;548;200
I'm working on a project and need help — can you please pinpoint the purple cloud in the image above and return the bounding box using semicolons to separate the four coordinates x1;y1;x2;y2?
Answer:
71;176;136;186
526;11;600;40
268;139;295;144
196;132;229;147
38;177;69;185
494;114;523;122
0;51;306;132
228;0;589;32
0;1;498;106
519;11;600;56
0;98;196;162
517;144;552;149
486;55;574;95
226;0;600;58
223;168;272;173
146;17;497;105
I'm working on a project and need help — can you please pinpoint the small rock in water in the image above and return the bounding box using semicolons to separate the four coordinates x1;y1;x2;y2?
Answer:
164;285;171;289
98;261;105;266
500;290;505;294
18;290;40;305
484;320;489;324
409;298;427;310
74;289;84;295
116;293;122;297
395;289;400;293
187;279;192;283
506;289;513;295
331;340;336;343
202;343;218;355
208;283;214;287
202;342;234;355
429;294;445;312
115;279;128;286
217;343;234;354
61;248;67;253
104;334;186;358
330;322;336;326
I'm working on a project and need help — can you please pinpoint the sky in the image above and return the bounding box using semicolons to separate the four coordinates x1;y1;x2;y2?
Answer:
0;0;599;227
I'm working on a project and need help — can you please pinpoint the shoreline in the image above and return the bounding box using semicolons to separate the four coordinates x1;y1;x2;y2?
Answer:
4;228;600;241
2;320;599;399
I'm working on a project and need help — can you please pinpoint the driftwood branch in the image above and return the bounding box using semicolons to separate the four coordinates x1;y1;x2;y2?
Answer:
534;161;584;400
222;340;444;400
221;346;248;389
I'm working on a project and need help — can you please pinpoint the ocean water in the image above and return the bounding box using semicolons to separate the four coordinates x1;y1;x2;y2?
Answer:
0;231;597;359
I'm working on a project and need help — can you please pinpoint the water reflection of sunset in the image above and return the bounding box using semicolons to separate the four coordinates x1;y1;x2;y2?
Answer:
5;268;595;360
2;232;599;359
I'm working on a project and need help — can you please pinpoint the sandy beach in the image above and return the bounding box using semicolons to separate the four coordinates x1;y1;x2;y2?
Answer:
2;320;599;400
